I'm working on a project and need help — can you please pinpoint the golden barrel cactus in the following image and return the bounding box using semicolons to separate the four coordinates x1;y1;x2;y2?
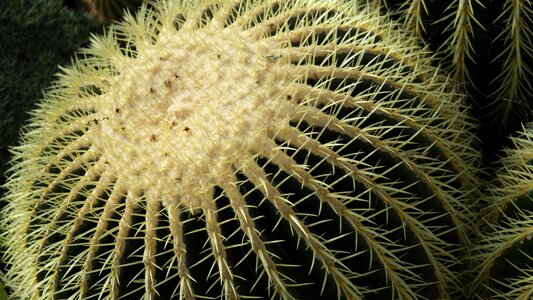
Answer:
471;123;533;299
373;0;533;159
1;0;480;299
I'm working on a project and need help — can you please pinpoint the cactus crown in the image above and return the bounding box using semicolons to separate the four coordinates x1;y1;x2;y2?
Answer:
1;0;480;299
85;9;293;210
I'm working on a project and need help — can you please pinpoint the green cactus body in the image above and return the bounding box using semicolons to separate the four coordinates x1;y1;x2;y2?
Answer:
374;0;533;158
472;126;533;299
1;0;480;299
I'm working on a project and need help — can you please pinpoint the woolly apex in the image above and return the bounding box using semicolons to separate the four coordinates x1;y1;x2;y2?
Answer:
1;0;480;299
88;20;293;211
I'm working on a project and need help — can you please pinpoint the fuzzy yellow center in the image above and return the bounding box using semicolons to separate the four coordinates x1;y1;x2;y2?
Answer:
88;25;291;209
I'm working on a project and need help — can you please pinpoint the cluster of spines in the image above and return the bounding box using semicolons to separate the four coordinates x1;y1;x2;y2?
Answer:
368;1;533;298
0;0;481;299
470;123;533;299
372;0;533;151
74;0;533;146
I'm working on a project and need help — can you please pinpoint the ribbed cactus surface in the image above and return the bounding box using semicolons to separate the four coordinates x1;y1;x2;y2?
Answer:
1;0;480;299
374;0;533;159
472;124;533;299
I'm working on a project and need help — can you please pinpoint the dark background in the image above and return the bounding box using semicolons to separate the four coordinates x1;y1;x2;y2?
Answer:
0;0;102;187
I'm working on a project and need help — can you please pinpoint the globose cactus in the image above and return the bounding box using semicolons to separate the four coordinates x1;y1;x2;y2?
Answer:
373;0;533;155
0;0;480;299
471;124;533;299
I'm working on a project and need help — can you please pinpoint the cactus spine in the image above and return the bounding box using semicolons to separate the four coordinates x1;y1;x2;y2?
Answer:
374;0;533;160
471;123;533;299
1;0;480;299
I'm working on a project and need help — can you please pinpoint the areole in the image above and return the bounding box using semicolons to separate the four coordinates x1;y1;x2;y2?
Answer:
88;23;294;211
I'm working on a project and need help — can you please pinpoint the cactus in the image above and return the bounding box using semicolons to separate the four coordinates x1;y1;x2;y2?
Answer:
471;123;533;299
373;0;533;161
81;0;143;24
0;0;481;299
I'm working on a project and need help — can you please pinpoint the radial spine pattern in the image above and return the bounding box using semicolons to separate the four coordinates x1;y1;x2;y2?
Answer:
1;0;480;299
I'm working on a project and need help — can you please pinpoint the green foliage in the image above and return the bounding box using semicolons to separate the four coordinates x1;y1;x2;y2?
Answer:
0;0;101;187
